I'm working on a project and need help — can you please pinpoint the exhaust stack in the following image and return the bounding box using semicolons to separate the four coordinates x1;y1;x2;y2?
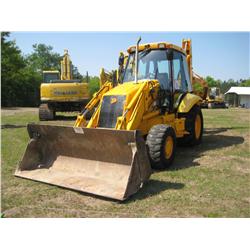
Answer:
135;37;141;83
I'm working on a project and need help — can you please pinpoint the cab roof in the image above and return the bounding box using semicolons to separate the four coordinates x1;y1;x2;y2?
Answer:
127;42;186;55
43;70;60;73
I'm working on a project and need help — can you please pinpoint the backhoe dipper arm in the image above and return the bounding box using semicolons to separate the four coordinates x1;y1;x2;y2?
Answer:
182;39;192;81
182;39;208;100
74;81;113;127
192;71;208;100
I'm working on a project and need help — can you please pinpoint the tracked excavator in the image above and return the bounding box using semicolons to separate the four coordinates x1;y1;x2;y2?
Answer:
39;50;90;120
16;38;203;201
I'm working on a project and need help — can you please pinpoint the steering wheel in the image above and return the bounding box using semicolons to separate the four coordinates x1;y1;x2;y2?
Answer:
148;72;156;79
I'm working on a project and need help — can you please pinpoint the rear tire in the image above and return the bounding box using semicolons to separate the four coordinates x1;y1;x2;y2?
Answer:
146;124;176;170
178;105;203;146
39;104;55;121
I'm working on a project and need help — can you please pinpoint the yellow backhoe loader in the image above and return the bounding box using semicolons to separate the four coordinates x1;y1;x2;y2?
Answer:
15;38;203;201
206;87;227;108
39;50;90;120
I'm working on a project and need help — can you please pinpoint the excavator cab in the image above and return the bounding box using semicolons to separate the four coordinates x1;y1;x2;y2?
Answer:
42;70;60;83
206;87;227;108
209;87;221;99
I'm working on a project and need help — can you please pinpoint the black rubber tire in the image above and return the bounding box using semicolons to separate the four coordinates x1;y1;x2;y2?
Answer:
39;104;55;121
178;105;203;146
146;124;176;170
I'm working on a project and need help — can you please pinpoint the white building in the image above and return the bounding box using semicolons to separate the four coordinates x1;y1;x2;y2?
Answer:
225;87;250;108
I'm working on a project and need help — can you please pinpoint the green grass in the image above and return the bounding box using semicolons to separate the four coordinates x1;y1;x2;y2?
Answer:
1;108;250;217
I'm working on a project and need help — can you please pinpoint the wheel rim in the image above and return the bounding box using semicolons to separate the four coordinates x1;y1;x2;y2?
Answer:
164;136;173;160
195;114;201;139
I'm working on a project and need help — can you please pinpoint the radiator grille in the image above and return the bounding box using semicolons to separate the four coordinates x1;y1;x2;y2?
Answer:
98;95;126;128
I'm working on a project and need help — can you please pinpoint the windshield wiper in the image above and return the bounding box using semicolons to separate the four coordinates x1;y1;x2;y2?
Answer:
140;48;151;58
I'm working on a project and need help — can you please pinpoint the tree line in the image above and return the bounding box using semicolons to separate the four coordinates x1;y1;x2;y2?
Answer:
1;32;250;107
203;76;250;93
1;32;99;107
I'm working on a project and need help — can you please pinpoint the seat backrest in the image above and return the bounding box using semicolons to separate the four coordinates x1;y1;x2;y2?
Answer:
157;73;169;90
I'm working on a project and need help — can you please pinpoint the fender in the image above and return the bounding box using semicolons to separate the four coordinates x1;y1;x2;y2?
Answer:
177;93;202;113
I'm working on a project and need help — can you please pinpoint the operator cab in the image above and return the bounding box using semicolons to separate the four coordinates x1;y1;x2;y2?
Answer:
123;47;192;92
209;87;220;99
43;71;60;83
122;44;193;112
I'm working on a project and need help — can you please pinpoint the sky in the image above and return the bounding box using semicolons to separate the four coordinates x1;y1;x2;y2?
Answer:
9;32;250;81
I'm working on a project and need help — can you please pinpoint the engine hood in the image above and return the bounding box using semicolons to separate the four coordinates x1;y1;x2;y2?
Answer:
104;81;144;97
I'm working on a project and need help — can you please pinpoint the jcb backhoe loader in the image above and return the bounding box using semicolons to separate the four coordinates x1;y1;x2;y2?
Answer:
15;38;203;201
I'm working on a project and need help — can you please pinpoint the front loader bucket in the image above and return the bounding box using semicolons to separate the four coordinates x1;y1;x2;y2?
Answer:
15;124;151;201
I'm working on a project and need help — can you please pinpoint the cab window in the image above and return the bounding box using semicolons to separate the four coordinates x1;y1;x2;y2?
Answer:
172;52;190;92
156;60;170;90
182;54;192;92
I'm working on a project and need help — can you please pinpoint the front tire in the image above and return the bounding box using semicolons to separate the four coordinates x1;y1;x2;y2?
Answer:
146;124;176;170
178;105;203;146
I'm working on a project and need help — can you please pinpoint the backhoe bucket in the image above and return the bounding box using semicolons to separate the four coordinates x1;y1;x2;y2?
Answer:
15;124;152;201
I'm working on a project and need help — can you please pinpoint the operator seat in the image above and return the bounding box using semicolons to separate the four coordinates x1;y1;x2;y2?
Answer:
157;73;169;90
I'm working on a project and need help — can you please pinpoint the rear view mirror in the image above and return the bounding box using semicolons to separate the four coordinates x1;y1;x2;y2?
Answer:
118;52;124;66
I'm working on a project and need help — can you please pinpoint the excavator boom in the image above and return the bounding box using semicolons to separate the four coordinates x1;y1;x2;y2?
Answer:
60;49;72;80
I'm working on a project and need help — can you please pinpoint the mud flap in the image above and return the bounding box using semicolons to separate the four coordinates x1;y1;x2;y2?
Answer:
15;124;152;201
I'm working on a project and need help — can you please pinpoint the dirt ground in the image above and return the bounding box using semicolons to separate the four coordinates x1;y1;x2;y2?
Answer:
1;107;38;116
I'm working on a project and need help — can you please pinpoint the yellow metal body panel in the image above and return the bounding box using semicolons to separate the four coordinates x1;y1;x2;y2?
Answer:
177;93;202;113
80;80;189;138
40;82;89;102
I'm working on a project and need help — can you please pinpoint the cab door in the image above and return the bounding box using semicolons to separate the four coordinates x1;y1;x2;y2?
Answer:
172;51;192;109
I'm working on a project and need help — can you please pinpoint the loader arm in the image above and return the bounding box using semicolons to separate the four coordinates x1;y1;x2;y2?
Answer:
74;81;113;127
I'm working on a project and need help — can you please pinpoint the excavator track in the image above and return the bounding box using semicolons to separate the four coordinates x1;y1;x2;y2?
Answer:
39;103;55;121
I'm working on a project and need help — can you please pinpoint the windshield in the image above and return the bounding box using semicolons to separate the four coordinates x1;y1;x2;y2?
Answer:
210;87;220;97
43;72;60;83
123;49;171;90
